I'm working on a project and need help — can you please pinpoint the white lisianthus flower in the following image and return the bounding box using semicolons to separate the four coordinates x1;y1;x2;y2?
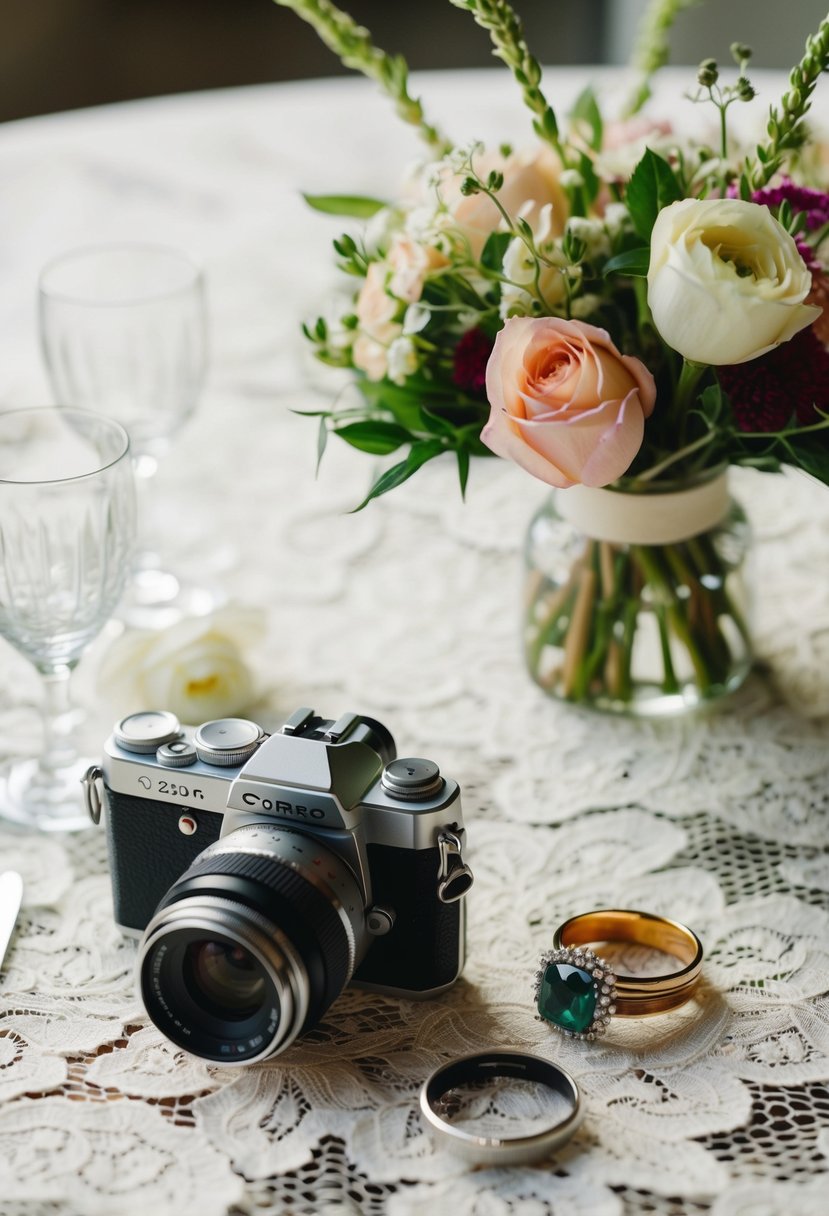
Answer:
404;204;455;249
602;202;632;239
558;168;585;190
387;336;419;384
499;283;535;319
403;303;430;335
363;206;400;257
97;607;266;724
500;205;568;319
566;216;611;260
647;197;821;365
570;293;604;320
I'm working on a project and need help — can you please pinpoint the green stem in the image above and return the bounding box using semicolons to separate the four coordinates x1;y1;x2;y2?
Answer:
622;0;704;117
446;0;571;167
618;599;639;703
672;359;707;447
272;0;451;154
654;605;680;693
635;430;717;482
746;15;829;186
631;544;714;690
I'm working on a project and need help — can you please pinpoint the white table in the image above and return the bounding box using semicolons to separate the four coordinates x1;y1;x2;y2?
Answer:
1;68;828;1216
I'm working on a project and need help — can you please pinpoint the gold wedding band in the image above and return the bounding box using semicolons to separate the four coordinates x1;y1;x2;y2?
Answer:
534;909;703;1040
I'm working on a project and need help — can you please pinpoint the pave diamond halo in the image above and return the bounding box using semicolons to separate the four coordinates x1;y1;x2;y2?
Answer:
534;947;618;1040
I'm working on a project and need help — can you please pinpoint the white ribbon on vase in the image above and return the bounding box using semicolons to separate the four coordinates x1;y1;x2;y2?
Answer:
555;470;730;545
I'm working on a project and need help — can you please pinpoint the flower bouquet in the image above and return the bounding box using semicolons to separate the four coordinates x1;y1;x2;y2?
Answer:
275;0;829;713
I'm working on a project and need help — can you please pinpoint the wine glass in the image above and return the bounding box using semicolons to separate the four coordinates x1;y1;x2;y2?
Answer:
38;243;209;625
0;407;136;831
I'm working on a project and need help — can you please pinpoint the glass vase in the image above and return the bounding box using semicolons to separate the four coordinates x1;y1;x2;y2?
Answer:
523;471;752;716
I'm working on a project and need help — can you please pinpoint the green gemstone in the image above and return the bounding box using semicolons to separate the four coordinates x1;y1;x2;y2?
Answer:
538;963;597;1033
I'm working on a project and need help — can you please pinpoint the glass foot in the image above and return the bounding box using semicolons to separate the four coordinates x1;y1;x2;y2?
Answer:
0;757;94;832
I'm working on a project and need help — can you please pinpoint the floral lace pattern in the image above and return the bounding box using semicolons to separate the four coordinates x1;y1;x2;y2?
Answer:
1;70;829;1215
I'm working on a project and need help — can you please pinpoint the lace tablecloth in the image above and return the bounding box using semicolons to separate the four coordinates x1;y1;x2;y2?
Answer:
1;68;828;1216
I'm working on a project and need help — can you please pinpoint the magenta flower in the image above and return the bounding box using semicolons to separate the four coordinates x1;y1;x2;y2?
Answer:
718;327;829;432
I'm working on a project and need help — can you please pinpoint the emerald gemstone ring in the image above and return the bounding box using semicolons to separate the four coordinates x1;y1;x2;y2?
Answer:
534;946;618;1040
536;909;704;1039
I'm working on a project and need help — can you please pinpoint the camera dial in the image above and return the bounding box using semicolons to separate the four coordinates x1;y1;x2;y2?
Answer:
115;711;181;754
381;758;444;800
194;718;265;766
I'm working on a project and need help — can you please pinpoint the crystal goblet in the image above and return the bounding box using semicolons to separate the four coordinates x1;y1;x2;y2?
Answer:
0;407;136;831
38;243;209;625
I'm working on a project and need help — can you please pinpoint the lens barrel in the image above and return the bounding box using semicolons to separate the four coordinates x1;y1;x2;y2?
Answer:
137;825;366;1063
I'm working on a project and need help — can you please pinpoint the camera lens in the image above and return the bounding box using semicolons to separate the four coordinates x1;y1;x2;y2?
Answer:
184;940;268;1020
137;824;368;1064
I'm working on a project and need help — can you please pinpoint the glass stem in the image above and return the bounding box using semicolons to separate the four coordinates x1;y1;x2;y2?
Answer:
35;662;80;777
133;457;160;571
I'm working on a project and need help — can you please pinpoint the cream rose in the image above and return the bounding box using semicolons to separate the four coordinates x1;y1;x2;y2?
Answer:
482;316;656;488
647;197;821;365
97;607;265;724
442;144;567;259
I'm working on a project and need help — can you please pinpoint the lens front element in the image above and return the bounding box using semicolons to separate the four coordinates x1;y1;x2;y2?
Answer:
137;824;367;1064
184;939;268;1021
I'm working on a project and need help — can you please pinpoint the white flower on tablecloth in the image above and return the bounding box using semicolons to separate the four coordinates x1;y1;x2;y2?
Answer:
96;606;266;723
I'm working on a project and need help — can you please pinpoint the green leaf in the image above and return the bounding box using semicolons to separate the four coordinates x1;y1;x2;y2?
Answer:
625;148;683;242
577;150;601;208
303;193;387;218
349;440;445;511
699;383;727;423
333;419;413;455
456;447;470;499
480;230;511;272
571;86;603;152
315;415;328;476
779;434;829;485
603;247;651;277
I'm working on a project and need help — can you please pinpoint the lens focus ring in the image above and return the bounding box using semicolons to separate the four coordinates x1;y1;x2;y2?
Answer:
172;845;354;1026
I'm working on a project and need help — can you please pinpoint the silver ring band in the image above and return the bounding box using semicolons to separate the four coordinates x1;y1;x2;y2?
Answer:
419;1049;582;1166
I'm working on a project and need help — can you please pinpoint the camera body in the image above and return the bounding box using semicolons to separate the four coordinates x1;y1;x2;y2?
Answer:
87;708;472;1063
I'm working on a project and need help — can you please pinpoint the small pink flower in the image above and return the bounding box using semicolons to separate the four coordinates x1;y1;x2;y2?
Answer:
482;316;656;488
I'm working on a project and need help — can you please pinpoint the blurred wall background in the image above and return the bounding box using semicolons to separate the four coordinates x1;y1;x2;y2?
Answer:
0;0;825;124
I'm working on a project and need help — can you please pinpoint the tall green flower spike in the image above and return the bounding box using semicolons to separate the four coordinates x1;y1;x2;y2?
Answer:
623;0;704;118
446;0;569;166
272;0;451;155
748;15;829;187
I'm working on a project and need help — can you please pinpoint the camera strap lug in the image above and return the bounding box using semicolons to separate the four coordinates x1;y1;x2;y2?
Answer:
81;765;104;826
437;827;474;904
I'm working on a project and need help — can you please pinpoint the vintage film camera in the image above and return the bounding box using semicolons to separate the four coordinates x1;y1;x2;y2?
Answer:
84;708;473;1064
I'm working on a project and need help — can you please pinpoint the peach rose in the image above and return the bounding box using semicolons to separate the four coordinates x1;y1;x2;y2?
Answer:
482;316;656;488
353;261;401;380
387;235;448;303
442;145;567;258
